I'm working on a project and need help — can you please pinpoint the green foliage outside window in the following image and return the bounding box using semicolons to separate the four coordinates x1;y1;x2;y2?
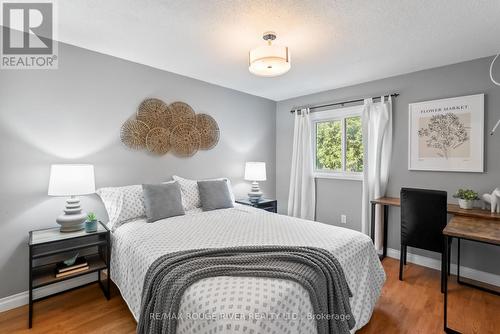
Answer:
316;120;342;170
345;117;363;172
315;116;363;172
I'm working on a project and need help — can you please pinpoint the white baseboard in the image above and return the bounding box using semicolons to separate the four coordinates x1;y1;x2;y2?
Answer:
386;248;500;287
0;291;27;314
0;272;97;313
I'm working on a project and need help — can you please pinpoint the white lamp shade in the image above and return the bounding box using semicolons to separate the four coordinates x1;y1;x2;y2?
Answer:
244;162;266;181
249;44;291;77
48;164;96;196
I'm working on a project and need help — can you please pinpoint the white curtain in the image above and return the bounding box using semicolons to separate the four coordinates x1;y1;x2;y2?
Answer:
361;96;393;251
288;108;316;220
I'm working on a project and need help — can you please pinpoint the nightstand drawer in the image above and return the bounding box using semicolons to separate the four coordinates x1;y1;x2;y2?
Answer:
236;199;277;213
260;206;277;213
31;234;106;259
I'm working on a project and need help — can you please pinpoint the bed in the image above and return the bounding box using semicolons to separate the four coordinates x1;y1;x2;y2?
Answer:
109;204;385;333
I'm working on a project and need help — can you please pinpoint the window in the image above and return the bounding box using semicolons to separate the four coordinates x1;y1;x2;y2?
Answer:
312;106;363;180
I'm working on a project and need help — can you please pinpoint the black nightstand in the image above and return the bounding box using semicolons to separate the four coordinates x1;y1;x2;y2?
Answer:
28;222;110;328
236;198;277;213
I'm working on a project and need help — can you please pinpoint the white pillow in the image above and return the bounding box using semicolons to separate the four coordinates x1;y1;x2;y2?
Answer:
96;184;146;231
172;175;235;211
172;176;200;210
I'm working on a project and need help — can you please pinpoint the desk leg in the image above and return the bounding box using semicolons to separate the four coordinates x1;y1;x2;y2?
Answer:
457;238;460;282
370;202;376;244
444;235;461;334
444;236;448;330
448;238;452;276
383;205;388;259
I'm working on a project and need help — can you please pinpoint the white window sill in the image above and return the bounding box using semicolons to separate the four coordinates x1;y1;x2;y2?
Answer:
314;172;363;181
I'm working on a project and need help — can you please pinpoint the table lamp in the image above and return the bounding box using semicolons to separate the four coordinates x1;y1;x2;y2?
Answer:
48;164;96;232
244;162;266;202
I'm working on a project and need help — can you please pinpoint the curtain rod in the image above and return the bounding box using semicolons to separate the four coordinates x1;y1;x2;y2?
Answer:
290;93;400;113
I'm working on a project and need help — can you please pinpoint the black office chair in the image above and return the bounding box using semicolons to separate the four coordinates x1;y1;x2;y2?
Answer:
400;188;448;292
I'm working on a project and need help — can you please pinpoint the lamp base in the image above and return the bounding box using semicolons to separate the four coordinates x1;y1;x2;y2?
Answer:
248;181;263;203
56;197;86;232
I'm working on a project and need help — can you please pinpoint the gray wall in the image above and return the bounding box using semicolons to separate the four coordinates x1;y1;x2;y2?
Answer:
314;178;363;231
277;56;500;275
0;42;276;299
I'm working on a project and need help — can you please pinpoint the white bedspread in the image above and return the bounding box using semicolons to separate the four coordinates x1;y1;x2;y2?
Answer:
111;205;385;333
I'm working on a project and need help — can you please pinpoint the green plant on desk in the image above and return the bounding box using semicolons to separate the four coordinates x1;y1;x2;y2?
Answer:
453;189;479;210
453;189;479;200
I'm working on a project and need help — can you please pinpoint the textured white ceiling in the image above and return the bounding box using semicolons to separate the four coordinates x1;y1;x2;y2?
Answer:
57;0;500;101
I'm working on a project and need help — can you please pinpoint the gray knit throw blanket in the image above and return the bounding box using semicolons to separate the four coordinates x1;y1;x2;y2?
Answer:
137;246;355;334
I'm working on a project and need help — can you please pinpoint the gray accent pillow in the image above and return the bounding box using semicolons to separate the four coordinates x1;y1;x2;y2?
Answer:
197;180;234;211
142;182;185;223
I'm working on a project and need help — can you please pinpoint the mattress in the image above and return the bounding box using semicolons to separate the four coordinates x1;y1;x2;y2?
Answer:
110;205;385;333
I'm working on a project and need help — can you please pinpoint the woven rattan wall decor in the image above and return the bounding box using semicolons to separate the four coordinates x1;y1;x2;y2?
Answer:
120;98;220;157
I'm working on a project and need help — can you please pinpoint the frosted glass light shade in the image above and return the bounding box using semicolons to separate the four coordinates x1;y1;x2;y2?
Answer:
244;162;267;181
48;164;96;196
249;44;290;77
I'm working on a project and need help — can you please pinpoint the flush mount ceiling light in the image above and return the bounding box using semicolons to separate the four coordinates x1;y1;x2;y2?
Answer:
249;32;291;77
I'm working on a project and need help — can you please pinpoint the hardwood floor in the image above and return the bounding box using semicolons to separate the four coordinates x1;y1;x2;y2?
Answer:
358;258;500;334
0;258;498;333
0;285;137;334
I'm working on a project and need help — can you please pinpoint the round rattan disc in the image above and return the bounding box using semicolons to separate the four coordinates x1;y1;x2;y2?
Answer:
146;127;172;155
170;102;195;125
195;114;220;150
170;123;201;157
120;119;149;149
137;98;172;129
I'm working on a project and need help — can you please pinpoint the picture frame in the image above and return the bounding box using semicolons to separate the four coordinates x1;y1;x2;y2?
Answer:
408;94;484;172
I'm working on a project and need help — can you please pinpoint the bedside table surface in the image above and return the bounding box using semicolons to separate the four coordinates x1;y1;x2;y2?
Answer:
236;198;276;205
30;222;108;245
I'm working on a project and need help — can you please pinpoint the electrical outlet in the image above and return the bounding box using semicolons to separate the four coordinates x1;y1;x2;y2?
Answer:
341;214;347;224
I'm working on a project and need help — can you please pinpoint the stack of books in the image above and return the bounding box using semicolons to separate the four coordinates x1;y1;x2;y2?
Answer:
55;257;89;278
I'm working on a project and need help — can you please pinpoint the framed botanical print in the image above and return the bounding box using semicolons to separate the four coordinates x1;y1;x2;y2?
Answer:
408;94;484;172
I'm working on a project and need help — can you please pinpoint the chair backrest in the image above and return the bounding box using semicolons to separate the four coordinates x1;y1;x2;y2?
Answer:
401;188;447;253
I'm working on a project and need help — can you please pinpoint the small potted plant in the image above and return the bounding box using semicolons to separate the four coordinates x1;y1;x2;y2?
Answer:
85;212;98;233
453;189;479;210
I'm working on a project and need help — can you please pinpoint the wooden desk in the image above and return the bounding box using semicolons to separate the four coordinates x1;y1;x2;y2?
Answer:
370;197;500;258
442;216;500;333
444;216;500;245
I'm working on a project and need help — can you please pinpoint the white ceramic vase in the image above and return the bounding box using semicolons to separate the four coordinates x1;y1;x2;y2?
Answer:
458;199;474;210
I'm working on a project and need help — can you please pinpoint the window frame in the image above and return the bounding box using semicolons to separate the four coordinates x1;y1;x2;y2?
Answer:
311;105;364;181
